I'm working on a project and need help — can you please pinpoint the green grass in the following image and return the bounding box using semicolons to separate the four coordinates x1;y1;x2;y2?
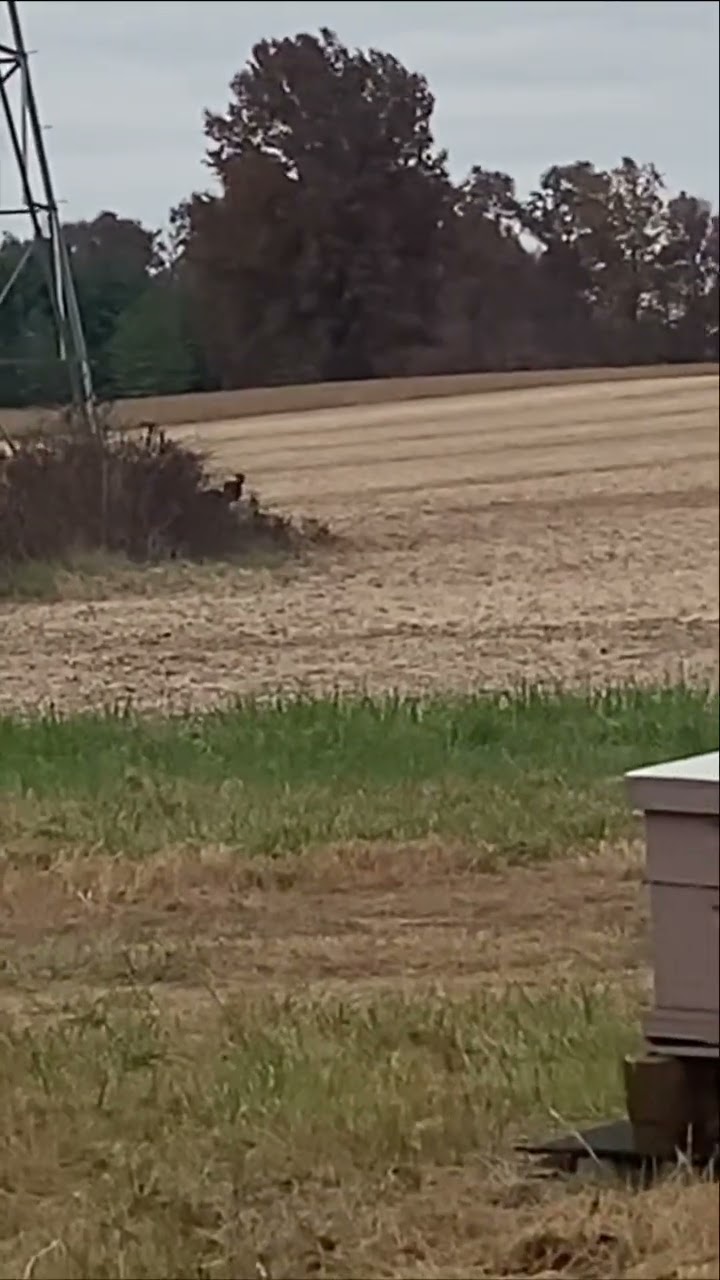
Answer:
0;549;291;602
0;551;136;601
0;984;637;1280
0;683;716;859
1;682;716;1278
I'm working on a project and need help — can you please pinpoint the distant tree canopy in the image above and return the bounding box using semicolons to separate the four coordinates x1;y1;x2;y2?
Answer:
1;28;717;407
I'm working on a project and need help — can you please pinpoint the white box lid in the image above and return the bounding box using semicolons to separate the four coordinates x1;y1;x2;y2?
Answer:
626;750;719;815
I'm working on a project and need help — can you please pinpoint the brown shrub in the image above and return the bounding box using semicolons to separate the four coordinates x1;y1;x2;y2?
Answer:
0;416;328;564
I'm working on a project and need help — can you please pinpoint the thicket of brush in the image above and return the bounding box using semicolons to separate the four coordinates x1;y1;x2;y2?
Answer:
0;413;329;565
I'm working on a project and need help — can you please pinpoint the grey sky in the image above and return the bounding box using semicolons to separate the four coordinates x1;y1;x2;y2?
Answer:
2;0;718;231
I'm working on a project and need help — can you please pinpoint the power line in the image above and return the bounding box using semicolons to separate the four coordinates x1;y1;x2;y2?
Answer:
0;0;96;428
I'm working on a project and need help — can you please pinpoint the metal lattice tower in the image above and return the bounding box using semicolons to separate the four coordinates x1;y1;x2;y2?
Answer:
0;0;96;427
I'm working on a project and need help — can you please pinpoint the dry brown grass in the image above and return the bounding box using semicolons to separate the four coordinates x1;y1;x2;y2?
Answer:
0;839;648;998
0;841;717;1280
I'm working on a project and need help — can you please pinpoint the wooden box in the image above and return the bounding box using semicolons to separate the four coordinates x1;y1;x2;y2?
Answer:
626;751;719;1054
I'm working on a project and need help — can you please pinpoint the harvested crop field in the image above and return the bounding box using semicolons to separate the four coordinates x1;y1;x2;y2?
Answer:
1;371;718;714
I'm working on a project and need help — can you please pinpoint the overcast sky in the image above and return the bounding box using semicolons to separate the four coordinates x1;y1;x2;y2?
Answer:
1;0;718;232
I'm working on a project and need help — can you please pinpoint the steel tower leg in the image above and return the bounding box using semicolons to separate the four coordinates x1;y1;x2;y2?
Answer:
0;0;96;429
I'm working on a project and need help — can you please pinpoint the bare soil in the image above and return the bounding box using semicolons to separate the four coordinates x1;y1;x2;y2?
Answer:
0;839;648;1001
1;373;717;713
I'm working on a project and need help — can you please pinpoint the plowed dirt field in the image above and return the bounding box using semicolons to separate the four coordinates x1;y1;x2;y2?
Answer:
1;372;717;712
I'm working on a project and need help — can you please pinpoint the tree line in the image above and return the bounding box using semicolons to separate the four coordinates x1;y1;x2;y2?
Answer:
1;27;717;408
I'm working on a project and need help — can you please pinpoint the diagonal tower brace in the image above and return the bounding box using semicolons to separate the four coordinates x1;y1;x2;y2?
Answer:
0;0;96;427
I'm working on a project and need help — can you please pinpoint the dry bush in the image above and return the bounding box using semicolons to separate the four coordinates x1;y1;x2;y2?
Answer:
0;413;329;565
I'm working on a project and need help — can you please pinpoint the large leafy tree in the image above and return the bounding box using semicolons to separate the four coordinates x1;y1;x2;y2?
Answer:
520;157;718;365
522;162;616;364
174;150;324;387
603;158;666;329
0;213;196;405
107;280;201;398
656;193;719;360
433;168;540;372
0;234;70;405
183;27;454;381
64;212;157;391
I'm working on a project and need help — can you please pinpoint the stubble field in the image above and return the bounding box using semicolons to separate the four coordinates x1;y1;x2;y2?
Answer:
0;370;718;1279
1;372;718;712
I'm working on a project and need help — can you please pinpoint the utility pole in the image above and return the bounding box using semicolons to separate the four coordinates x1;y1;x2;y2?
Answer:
0;0;96;429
